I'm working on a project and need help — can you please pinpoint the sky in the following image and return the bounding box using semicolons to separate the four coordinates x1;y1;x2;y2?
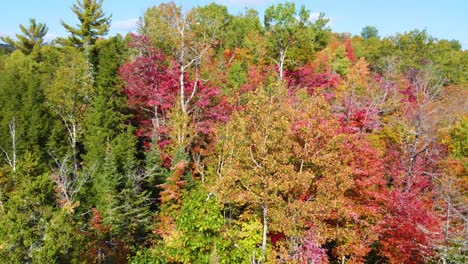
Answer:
1;0;467;49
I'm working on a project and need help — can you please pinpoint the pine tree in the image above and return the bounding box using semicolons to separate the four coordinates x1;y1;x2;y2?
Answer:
60;0;111;48
1;18;48;55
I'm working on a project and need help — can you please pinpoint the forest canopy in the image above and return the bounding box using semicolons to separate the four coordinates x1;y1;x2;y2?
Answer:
0;1;467;263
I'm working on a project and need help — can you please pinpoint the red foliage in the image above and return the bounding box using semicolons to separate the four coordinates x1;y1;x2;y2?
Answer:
190;80;232;134
84;208;130;264
375;146;443;263
285;63;340;99
376;190;441;263
154;160;187;238
341;137;442;263
338;100;381;134
89;208;110;235
119;34;178;139
344;38;357;63
293;230;328;264
269;232;285;245
345;136;386;200
239;65;275;93
120;34;232;146
401;84;416;103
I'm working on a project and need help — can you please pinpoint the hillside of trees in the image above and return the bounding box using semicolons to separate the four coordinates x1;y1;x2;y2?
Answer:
0;0;467;263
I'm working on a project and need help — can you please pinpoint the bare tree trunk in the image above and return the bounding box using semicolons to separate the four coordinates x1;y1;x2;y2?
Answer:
180;64;186;115
9;118;16;173
406;115;422;192
71;122;78;174
278;51;284;80
442;191;451;264
277;45;287;80
152;105;161;142
84;41;94;86
261;203;268;255
49;152;91;213
0;118;18;173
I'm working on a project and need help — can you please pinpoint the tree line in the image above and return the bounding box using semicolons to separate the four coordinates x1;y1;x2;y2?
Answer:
0;0;467;263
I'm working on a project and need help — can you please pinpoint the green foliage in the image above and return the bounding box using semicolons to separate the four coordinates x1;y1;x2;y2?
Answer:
60;0;111;47
226;60;248;92
33;209;85;263
0;18;48;55
169;184;225;263
0;50;60;169
393;29;435;70
361;25;379;39
0;173;53;262
91;129;153;245
94;34;128;89
0;155;83;263
141;2;180;54
0;44;14;56
224;8;262;51
45;48;93;119
264;2;331;77
83;35;129;169
191;3;231;43
44;48;94;173
145;142;170;189
357;29;468;84
448;116;468;160
130;247;165;264
332;45;350;75
431;40;468;84
0;2;466;263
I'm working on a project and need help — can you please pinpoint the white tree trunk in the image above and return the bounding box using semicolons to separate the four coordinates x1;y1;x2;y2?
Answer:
9;118;16;173
180;65;186;115
71;122;78;173
261;203;268;255
0;118;17;173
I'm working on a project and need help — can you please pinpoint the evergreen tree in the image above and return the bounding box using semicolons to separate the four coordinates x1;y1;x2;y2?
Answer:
82;35;128;168
0;50;59;170
60;0;111;48
34;209;84;263
0;18;48;55
87;129;153;262
0;155;83;263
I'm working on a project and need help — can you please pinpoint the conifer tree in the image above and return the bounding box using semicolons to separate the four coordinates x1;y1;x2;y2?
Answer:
60;0;111;48
80;35;153;257
0;50;57;169
1;18;48;55
83;35;128;169
0;155;84;263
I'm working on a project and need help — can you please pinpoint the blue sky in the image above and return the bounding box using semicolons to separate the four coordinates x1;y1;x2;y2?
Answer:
1;0;467;49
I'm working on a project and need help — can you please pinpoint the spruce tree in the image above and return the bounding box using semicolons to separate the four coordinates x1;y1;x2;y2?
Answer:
81;35;153;255
82;35;128;168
